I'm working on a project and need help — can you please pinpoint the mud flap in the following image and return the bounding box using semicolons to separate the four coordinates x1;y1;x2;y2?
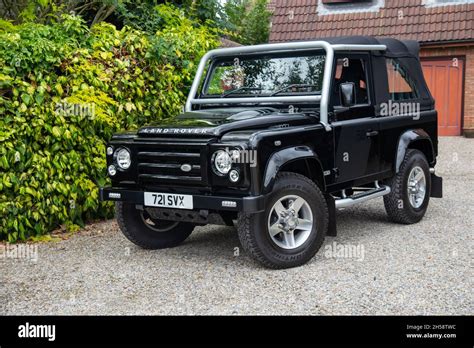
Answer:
430;174;443;198
326;195;337;237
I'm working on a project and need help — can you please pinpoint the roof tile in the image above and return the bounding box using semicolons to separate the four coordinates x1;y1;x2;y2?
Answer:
269;0;474;43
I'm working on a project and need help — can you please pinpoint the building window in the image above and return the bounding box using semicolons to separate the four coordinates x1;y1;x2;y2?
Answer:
423;0;474;7
323;0;371;3
317;0;384;15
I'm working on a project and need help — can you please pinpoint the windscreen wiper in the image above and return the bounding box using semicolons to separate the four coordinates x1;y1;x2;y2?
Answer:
269;84;320;97
221;87;264;98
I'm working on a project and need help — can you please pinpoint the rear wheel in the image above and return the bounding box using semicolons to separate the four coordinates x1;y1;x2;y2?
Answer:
116;202;195;249
384;149;431;224
237;172;328;269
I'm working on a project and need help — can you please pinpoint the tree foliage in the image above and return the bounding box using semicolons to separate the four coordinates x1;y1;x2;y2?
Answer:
0;0;273;44
224;0;272;45
0;9;218;241
1;0;121;25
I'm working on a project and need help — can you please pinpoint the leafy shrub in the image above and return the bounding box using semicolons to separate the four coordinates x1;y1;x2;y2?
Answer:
0;10;218;241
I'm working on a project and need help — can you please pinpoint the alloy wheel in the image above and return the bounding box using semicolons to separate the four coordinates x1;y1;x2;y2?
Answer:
267;195;314;250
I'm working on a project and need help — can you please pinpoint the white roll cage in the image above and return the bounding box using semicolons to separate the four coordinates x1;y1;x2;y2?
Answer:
185;41;386;131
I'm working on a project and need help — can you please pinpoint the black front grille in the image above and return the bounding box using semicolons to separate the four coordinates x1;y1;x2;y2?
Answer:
136;142;207;186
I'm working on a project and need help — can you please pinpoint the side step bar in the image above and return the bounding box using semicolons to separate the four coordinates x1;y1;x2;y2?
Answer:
334;185;391;209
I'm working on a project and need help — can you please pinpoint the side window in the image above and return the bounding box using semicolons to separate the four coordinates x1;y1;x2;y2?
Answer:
386;58;418;100
334;57;370;106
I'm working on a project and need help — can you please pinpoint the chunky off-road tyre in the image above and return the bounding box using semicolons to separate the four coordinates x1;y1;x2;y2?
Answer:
115;202;195;249
237;172;328;269
384;149;431;224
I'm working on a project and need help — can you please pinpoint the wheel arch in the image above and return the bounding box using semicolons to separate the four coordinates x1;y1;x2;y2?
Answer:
395;129;435;173
262;146;326;194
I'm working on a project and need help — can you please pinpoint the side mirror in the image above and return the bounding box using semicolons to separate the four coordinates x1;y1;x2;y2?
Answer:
339;82;356;107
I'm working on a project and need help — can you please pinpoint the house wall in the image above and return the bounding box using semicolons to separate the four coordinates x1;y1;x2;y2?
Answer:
420;44;474;137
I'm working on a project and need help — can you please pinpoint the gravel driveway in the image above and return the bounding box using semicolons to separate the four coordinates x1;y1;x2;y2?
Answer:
1;137;473;315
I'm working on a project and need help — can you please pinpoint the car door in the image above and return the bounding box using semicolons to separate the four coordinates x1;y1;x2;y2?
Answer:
330;54;381;183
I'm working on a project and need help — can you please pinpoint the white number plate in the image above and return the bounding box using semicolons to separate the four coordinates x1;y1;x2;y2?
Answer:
144;192;193;209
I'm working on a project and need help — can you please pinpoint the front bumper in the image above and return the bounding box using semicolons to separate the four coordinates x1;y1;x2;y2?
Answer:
99;187;265;213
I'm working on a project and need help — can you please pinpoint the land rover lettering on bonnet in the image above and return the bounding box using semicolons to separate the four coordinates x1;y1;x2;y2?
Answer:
100;37;443;269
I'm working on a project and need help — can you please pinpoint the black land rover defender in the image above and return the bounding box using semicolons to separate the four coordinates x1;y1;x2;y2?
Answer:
100;36;443;269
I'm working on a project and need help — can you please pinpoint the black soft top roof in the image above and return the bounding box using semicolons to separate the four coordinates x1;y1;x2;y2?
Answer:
321;36;420;58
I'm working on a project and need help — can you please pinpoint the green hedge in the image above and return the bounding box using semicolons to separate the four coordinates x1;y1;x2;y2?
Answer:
0;8;218;242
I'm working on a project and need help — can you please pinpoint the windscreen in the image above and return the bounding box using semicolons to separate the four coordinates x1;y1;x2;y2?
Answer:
203;53;326;98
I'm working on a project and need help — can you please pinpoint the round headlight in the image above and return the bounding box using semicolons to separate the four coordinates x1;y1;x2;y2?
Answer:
229;169;240;183
108;165;117;176
115;148;131;170
106;146;114;156
213;150;232;175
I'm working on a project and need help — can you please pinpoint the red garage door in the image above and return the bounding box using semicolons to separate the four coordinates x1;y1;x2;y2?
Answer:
421;58;464;136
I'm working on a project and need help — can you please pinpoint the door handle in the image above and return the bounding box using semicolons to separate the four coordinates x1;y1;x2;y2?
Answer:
366;130;379;137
